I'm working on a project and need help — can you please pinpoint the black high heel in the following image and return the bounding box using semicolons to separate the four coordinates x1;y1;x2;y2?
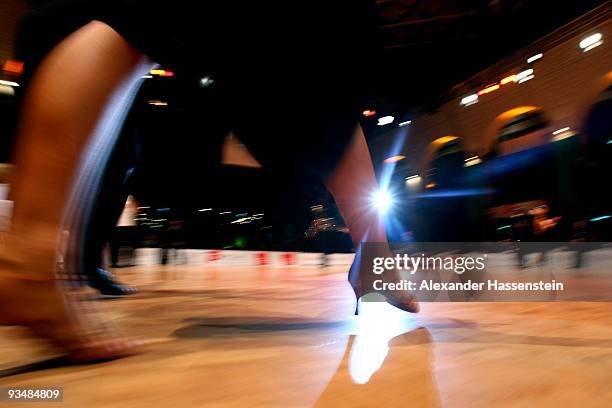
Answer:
351;281;419;315
348;250;420;315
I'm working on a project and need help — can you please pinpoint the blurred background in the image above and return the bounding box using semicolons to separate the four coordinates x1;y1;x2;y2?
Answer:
0;0;610;261
0;2;611;407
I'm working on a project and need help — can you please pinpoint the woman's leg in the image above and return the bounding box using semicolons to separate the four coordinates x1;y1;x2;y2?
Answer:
325;125;387;249
325;125;386;289
0;21;151;360
325;125;418;312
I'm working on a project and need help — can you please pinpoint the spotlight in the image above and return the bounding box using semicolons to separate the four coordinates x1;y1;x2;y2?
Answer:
372;189;394;214
377;116;395;126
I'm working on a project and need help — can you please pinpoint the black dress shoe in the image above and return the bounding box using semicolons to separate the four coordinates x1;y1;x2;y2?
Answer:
88;267;138;296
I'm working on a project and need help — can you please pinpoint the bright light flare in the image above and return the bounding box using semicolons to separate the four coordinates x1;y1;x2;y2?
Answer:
398;120;412;127
372;189;394;214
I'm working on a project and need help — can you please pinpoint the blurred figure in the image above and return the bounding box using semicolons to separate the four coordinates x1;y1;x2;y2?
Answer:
517;204;561;267
11;0;143;297
82;121;141;296
530;204;561;238
0;1;416;362
109;195;139;268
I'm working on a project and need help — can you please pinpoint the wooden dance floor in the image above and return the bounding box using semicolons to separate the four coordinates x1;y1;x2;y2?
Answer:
1;265;611;407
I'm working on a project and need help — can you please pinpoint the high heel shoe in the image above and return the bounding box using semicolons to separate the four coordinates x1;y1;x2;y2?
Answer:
351;280;419;315
348;250;419;315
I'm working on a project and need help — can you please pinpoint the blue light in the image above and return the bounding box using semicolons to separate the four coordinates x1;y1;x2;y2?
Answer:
497;225;511;231
606;140;612;145
415;188;494;199
590;215;611;222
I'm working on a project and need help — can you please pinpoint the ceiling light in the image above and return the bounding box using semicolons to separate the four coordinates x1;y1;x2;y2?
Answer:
383;155;406;164
500;75;517;85
362;110;376;117
405;174;421;185
0;80;19;87
377;115;395;126
552;127;570;135
527;53;543;63
580;33;602;51
460;94;479;106
478;84;500;96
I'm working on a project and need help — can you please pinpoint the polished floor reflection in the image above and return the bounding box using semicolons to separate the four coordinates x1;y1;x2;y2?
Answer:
1;265;611;407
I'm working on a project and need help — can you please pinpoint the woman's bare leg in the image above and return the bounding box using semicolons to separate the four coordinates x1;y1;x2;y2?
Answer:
326;125;387;249
0;21;151;360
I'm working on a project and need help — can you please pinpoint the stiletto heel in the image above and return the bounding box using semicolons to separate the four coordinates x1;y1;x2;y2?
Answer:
350;273;419;314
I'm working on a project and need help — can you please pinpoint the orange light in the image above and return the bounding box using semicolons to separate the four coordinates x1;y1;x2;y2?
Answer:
383;155;406;164
150;69;175;77
500;75;517;85
2;60;24;75
426;182;436;189
362;110;377;117
478;84;500;95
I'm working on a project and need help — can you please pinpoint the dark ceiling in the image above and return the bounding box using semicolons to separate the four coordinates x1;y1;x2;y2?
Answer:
372;0;610;112
19;0;610;118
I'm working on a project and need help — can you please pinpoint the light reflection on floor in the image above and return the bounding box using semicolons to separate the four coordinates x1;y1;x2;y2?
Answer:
349;300;420;384
0;265;611;407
